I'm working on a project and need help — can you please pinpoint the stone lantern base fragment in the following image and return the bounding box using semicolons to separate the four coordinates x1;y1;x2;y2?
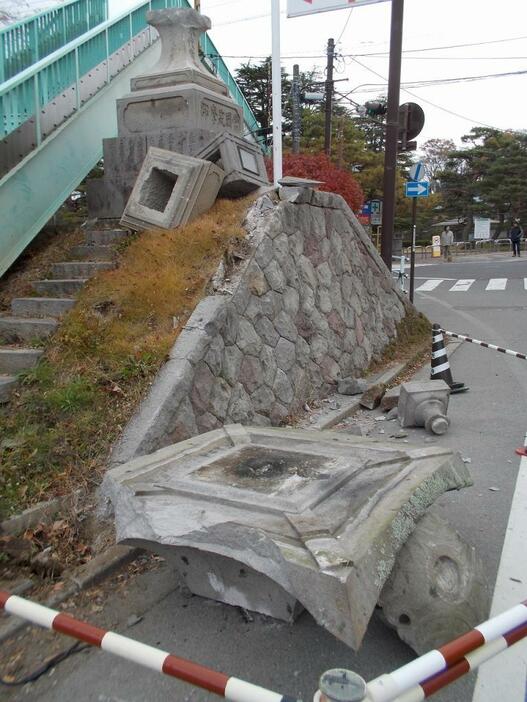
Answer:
398;380;451;435
120;147;224;231
104;424;473;651
196;132;269;197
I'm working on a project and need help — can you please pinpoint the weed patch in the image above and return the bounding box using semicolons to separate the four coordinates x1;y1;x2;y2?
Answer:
0;197;252;518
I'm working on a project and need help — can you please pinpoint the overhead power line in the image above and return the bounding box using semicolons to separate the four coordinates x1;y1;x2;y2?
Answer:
348;57;499;129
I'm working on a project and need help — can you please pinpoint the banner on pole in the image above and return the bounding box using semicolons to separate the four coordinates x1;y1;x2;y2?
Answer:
287;0;390;18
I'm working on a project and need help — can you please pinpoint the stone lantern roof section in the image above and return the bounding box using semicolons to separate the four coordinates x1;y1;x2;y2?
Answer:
130;8;229;97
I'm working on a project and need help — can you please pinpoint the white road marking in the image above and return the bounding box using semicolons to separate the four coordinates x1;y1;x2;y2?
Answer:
486;278;507;291
450;279;475;292
524;278;527;291
472;433;527;702
416;279;444;292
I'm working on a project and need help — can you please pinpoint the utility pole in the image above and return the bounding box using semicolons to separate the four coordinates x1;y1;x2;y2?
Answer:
271;0;283;185
380;0;404;270
194;0;201;11
324;37;335;156
292;64;301;154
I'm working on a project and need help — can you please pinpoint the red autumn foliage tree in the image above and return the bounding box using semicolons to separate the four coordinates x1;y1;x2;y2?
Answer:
266;153;364;212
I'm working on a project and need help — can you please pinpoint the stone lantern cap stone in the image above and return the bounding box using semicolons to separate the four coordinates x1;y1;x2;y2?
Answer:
104;424;472;650
120;147;224;231
195;132;270;197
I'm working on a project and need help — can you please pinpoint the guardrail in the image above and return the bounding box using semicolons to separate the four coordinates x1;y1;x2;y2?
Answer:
0;0;108;82
404;239;519;259
0;0;261;178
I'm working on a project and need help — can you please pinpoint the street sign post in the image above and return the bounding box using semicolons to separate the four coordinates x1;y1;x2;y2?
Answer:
405;181;430;198
405;178;430;301
287;0;390;17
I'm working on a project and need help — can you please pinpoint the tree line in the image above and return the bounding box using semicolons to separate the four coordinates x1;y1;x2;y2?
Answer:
236;58;527;242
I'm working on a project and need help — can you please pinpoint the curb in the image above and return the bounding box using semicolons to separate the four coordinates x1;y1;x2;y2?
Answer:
307;340;461;432
0;545;141;645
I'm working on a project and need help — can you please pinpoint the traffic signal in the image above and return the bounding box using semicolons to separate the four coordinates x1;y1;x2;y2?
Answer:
363;101;387;117
398;103;424;151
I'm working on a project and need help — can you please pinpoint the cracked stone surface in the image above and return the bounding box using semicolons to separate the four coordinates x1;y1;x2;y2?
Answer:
104;424;473;651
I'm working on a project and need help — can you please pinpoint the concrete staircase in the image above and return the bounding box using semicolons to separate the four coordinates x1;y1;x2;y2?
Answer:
0;226;127;403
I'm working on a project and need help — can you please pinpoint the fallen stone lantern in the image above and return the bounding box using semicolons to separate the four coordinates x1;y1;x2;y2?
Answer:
196;132;269;197
120;147;224;231
104;424;485;652
398;380;451;435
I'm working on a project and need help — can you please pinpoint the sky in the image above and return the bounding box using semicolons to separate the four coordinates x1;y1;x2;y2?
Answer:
5;0;527;146
111;0;527;146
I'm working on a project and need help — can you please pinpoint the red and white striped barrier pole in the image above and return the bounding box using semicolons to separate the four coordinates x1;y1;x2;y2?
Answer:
441;329;527;361
0;591;299;702
364;600;527;702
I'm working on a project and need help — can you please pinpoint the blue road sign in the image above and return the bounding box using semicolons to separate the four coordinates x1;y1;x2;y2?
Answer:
361;202;372;215
405;180;430;198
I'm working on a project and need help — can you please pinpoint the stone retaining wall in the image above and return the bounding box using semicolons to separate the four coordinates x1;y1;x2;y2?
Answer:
112;188;408;464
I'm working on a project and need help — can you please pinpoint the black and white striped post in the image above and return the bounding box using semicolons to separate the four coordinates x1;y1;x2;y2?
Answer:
430;323;468;394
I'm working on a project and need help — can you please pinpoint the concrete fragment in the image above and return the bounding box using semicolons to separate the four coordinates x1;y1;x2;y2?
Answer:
378;510;490;654
359;382;386;410
104;424;473;651
398;381;450;435
337;377;369;396
120;148;224;232
381;385;401;411
196;132;269;197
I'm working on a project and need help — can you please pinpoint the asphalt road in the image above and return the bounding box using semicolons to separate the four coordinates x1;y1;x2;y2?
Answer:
4;253;527;702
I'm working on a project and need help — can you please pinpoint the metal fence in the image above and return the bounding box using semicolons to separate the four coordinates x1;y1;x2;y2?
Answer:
403;238;524;259
0;0;108;82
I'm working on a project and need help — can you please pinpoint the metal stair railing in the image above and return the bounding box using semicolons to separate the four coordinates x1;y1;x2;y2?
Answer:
0;0;108;83
0;0;261;179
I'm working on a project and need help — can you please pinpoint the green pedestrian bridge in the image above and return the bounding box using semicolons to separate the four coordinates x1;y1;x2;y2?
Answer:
0;0;260;277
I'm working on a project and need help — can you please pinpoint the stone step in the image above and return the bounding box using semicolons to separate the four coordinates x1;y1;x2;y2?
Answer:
0;316;58;343
11;297;75;318
31;279;87;296
85;229;128;245
51;261;115;279
69;244;117;261
0;375;17;403
0;348;43;374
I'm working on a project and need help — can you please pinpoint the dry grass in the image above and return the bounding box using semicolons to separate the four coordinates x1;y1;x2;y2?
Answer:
0;197;252;519
367;307;432;375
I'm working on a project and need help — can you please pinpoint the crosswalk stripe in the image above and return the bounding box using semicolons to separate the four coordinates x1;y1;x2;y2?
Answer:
524;278;527;291
450;279;475;292
486;278;507;291
416;279;444;291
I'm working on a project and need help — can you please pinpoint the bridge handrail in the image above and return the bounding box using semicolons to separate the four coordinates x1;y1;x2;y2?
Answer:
1;0;260;154
0;0;108;82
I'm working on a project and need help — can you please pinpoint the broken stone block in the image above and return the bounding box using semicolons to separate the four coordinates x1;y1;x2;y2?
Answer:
104;424;472;650
195;132;269;197
398;380;450;435
381;385;401;411
337;377;369;396
120;148;224;231
359;382;386;410
379;510;490;654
